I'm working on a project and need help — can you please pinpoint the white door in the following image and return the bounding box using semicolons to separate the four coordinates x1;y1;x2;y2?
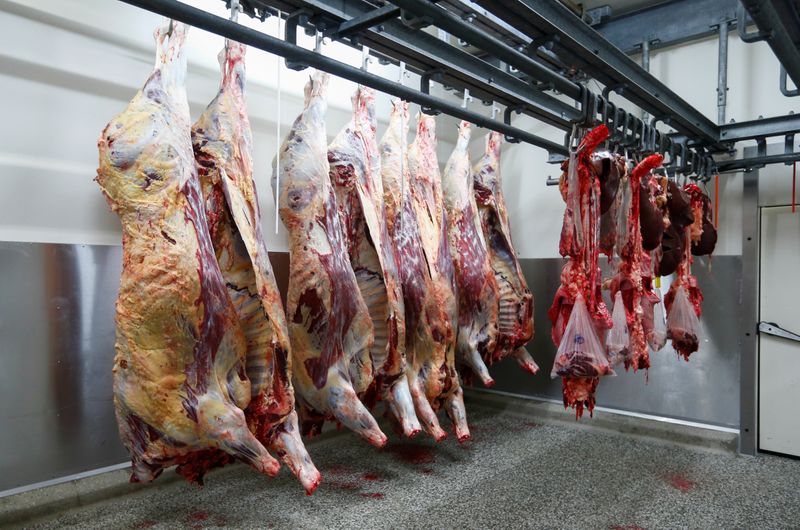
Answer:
759;206;800;456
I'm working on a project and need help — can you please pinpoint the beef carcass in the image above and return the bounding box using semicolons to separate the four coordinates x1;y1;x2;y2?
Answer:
472;132;539;375
96;21;279;482
442;121;499;387
327;86;421;438
191;42;319;493
608;154;664;372
548;125;613;418
273;71;385;447
406;112;470;442
379;102;462;441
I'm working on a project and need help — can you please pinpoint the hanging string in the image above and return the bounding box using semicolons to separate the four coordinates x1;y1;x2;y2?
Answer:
274;10;282;234
714;173;719;228
792;161;796;214
398;61;406;237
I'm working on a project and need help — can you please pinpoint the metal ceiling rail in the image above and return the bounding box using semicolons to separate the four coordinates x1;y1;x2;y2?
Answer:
117;0;569;156
247;0;579;129
386;0;582;99
719;114;800;143
740;0;800;90
594;0;740;55
468;0;722;146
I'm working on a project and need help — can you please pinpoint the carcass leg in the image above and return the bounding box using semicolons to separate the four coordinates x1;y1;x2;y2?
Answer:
462;346;495;387
326;373;388;448
196;395;281;476
386;377;422;438
407;375;447;441
444;386;470;442
272;411;322;495
512;347;540;375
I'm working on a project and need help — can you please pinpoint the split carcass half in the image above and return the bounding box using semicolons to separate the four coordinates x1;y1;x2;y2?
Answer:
473;132;539;375
407;113;470;442
328;86;421;438
442;121;500;387
191;42;319;493
96;21;279;482
380;102;454;441
273;71;386;448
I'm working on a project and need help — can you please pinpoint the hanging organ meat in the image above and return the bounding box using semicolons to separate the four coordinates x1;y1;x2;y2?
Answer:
97;22;280;483
442;121;500;387
274;71;386;448
328;87;420;438
191;42;319;492
406;112;470;442
549;125;613;418
472;132;539;376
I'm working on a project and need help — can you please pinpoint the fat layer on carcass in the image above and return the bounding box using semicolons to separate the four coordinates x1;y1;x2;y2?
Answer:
472;132;539;375
441;121;499;387
191;41;319;493
407;112;470;442
96;21;279;482
273;71;385;448
327;86;420;438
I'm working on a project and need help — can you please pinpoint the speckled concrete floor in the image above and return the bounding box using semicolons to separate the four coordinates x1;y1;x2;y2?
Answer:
12;396;800;530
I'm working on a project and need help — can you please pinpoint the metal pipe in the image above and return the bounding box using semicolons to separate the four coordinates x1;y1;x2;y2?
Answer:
117;0;569;155
741;0;800;90
717;21;729;125
641;39;650;122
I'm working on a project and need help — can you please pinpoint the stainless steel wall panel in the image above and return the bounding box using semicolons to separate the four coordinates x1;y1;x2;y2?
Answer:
0;242;126;492
488;256;743;429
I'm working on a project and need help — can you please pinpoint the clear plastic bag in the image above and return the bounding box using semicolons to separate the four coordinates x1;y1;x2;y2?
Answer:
551;295;614;378
649;291;668;352
606;291;629;365
666;285;701;360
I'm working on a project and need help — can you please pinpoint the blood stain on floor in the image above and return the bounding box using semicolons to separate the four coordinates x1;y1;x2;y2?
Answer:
359;492;385;499
386;443;436;465
665;474;696;492
132;521;156;529
363;472;381;481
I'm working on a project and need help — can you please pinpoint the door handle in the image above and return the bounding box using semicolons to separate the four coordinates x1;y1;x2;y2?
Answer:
758;321;800;343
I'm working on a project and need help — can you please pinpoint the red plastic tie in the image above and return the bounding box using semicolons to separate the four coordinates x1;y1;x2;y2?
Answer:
793;162;796;214
714;174;719;229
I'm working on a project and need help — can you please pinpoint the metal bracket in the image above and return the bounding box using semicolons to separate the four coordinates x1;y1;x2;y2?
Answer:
285;9;312;70
399;9;432;30
504;106;523;143
326;5;400;41
780;67;800;97
737;4;771;43
420;69;444;115
758;321;800;343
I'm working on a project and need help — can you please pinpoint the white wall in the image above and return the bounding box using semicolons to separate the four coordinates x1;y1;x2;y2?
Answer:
497;33;799;259
0;0;463;250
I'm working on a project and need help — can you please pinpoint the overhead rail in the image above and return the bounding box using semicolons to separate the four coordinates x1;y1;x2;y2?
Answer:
118;0;569;155
117;0;800;177
466;0;721;146
740;0;800;90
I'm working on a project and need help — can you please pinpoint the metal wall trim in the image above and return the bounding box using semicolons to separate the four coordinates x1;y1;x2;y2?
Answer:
739;161;760;455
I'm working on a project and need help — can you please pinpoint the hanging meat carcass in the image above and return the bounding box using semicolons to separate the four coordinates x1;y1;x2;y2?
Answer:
549;125;614;418
608;154;664;372
190;42;319;493
406;112;470;442
441;121;500;387
472;132;539;375
96;21;280;482
273;71;386;447
327;86;421;438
